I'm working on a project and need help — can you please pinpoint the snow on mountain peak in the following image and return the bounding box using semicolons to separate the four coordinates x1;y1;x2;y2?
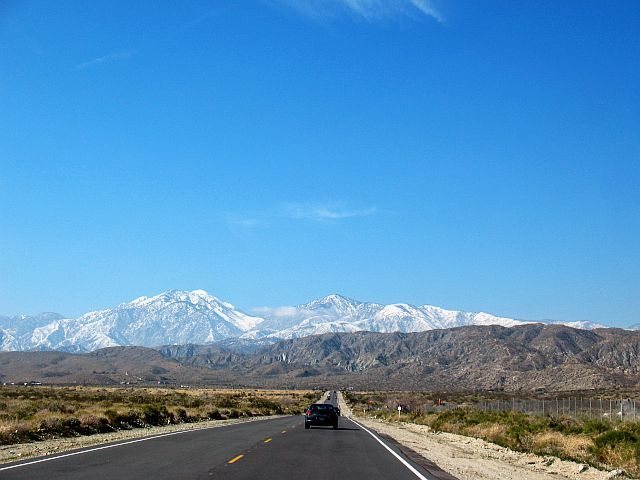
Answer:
301;293;361;312
0;289;265;352
0;291;609;352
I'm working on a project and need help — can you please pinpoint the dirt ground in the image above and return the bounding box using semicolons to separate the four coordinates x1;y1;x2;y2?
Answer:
337;392;631;480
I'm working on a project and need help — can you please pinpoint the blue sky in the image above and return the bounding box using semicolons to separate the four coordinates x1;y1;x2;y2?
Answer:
1;1;638;325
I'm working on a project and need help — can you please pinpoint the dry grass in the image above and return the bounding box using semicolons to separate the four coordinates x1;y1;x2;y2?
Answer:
466;423;509;445
530;431;592;458
0;385;319;445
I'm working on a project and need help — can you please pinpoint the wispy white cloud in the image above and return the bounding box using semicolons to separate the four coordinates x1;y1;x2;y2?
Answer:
76;50;137;69
224;201;376;228
409;0;444;22
283;202;377;221
273;0;443;23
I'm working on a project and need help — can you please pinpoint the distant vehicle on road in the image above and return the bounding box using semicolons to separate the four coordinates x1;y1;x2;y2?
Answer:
305;403;338;429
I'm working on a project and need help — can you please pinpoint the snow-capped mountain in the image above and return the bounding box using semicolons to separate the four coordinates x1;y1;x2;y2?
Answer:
0;312;69;351
247;294;528;340
0;290;609;352
0;290;263;352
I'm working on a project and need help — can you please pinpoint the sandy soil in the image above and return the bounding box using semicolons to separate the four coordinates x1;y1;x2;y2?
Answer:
337;392;631;480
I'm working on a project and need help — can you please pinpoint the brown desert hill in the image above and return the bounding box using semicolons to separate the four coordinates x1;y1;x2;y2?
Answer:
1;324;639;392
0;346;234;386
157;324;640;392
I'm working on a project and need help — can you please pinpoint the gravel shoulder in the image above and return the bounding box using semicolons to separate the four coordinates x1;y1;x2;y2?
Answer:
337;392;630;480
0;415;281;465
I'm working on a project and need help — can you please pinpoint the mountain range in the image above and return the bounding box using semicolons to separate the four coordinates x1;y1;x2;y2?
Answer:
0;289;608;353
2;324;640;393
158;324;640;392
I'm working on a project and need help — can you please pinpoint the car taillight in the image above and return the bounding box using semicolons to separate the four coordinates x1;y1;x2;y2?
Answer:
305;410;311;416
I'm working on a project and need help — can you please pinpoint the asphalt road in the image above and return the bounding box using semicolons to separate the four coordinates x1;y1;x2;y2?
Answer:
0;392;456;480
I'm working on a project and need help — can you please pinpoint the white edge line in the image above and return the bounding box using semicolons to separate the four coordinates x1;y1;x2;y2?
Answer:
349;417;431;480
0;416;280;472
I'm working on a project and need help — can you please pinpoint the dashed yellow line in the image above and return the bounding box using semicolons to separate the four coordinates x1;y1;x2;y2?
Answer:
264;438;272;443
228;454;244;464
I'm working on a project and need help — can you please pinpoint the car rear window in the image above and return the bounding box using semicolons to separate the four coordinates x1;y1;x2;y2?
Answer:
310;404;333;412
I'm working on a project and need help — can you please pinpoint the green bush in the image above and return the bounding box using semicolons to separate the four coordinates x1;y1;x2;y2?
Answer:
142;405;169;426
594;430;637;449
549;416;583;435
582;419;611;435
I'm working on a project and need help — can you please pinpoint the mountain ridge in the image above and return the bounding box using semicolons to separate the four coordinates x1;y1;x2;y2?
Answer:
2;324;640;393
0;289;611;352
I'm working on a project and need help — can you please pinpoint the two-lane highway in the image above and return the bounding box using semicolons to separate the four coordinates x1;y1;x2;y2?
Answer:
1;392;456;479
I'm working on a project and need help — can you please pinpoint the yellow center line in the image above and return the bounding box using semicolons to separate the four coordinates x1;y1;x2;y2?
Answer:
228;454;244;464
264;438;272;443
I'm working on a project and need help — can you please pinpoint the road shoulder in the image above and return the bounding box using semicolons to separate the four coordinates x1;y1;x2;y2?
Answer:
337;393;623;480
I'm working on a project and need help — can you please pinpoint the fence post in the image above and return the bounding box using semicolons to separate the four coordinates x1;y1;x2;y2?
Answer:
556;397;559;417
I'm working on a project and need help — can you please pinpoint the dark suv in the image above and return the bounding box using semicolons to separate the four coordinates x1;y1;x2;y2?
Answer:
304;403;338;429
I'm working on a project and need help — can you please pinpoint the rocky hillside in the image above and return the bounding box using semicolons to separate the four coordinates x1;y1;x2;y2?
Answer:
2;324;638;392
160;324;640;392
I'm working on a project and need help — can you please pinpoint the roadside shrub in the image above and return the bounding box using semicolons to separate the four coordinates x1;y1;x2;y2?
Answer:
217;397;239;409
38;417;82;438
207;409;223;420
79;415;112;434
250;397;278;410
14;403;39;420
582;419;610;435
104;409;120;424
0;420;34;444
0;386;313;448
47;401;77;414
591;429;640;474
142;405;169;426
549;416;583;435
182;397;204;408
175;408;187;422
593;430;637;449
104;409;142;428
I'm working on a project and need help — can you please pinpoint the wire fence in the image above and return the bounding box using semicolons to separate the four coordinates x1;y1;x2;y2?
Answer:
350;392;640;424
473;397;639;422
